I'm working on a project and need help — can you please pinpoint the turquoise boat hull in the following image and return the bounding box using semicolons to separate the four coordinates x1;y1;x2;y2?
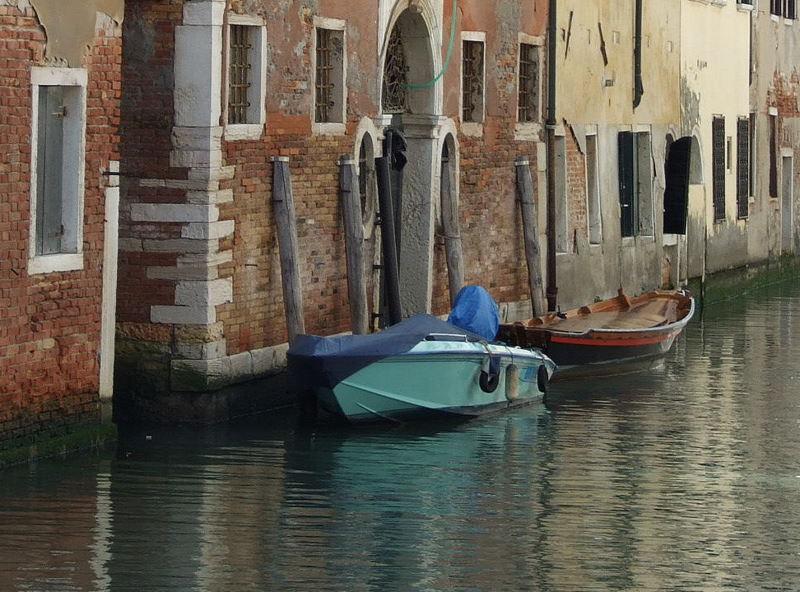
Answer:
309;341;555;423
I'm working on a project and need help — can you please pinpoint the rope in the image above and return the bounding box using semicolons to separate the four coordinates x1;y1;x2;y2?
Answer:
404;0;458;90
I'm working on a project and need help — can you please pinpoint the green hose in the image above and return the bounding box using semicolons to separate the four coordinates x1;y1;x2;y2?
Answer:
404;0;458;90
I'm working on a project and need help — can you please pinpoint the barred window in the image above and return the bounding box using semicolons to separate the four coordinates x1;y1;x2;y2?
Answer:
786;0;797;19
518;43;540;123
228;25;252;125
461;40;484;123
315;26;345;124
737;117;750;219
712;116;726;222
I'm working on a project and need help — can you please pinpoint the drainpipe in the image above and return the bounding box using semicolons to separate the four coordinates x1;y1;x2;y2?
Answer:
633;0;644;109
546;0;558;312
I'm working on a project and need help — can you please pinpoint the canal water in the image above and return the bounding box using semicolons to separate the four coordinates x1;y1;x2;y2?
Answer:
1;279;800;592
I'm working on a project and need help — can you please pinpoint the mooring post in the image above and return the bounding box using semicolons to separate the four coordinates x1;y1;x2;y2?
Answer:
441;154;465;305
339;156;369;335
271;156;306;344
515;157;547;317
375;156;403;326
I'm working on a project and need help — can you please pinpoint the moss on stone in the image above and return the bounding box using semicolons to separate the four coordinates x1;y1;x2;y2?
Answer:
0;421;117;471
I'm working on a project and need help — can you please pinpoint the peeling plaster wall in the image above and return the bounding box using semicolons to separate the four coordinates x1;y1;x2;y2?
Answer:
751;7;800;259
29;0;124;66
681;0;751;275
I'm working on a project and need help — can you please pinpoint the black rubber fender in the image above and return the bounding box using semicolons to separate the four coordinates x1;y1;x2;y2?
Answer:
537;365;550;394
479;369;500;393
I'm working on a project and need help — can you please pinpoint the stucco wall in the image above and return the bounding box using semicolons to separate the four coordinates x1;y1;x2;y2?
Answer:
681;0;751;275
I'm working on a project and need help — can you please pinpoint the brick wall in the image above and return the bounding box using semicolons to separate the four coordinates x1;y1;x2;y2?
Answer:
0;4;121;446
116;0;546;399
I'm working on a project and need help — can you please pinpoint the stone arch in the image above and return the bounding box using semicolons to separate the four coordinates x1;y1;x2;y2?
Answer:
353;117;381;236
437;126;459;233
380;0;443;116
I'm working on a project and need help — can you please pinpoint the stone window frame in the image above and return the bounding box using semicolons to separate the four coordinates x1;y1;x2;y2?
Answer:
459;30;486;137
28;67;87;276
515;33;544;142
223;14;267;142
618;125;656;241
312;16;347;136
585;126;603;246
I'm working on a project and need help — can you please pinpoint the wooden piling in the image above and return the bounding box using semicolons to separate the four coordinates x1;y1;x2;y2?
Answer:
271;156;306;344
339;157;369;334
515;157;547;317
440;153;465;305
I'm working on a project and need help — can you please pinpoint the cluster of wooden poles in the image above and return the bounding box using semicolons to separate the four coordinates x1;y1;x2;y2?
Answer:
270;154;547;344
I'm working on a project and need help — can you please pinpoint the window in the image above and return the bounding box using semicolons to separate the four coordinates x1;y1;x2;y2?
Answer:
518;43;540;123
461;37;485;124
225;16;266;138
586;133;602;244
749;112;756;197
618;131;654;237
770;113;778;197
383;26;408;114
314;20;346;127
737;117;750;219
29;67;87;275
772;0;796;17
712;116;726;222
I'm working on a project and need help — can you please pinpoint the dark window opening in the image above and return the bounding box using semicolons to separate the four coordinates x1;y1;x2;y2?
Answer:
663;137;693;235
518;43;540;123
315;28;333;123
383;27;408;114
712;116;726;222
36;85;65;255
461;40;484;123
737;117;750;219
770;114;778;198
228;25;252;125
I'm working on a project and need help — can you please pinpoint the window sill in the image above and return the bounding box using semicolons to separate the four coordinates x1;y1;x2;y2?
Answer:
785;18;795;26
312;122;347;136
225;123;265;142
515;122;542;142
663;233;678;246
460;122;484;138
28;253;84;275
736;3;755;12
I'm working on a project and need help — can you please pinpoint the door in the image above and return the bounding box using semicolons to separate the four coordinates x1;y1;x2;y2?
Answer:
782;156;794;254
663;137;692;235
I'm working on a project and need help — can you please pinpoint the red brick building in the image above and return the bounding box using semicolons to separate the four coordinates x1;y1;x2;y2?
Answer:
0;0;122;453
116;0;548;420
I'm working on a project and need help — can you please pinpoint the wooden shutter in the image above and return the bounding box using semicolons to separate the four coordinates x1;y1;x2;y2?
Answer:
618;132;635;237
736;118;750;219
712;116;726;222
36;86;65;255
663;137;692;235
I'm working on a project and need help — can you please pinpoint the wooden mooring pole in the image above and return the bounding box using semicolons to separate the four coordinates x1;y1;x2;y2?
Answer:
441;152;465;305
271;156;306;344
515;157;547;317
339;157;369;334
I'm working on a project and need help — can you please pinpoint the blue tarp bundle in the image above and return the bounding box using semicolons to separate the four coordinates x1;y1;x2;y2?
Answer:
447;286;500;342
288;314;481;388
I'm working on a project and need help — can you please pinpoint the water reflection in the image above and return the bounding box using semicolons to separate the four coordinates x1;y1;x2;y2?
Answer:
1;280;800;591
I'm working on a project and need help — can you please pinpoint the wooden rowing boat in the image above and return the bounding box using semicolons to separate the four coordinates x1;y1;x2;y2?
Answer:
497;289;695;377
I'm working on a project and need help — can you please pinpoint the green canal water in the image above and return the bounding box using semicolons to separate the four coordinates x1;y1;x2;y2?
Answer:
1;279;800;591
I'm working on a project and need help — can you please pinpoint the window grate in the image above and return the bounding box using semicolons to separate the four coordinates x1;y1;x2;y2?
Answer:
518;44;539;123
228;25;252;125
712;116;726;222
461;41;484;123
737;118;750;219
770;115;778;197
315;28;334;123
382;27;408;114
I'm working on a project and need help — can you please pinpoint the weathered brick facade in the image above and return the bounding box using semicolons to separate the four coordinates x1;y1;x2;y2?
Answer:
116;0;547;421
0;1;122;449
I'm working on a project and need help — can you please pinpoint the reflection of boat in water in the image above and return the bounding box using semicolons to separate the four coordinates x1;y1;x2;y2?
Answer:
499;290;695;378
288;315;555;423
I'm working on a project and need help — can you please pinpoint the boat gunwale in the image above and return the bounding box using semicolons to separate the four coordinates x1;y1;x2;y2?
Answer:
505;291;695;339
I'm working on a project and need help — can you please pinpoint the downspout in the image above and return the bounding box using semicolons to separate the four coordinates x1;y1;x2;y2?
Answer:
633;0;644;109
546;0;558;312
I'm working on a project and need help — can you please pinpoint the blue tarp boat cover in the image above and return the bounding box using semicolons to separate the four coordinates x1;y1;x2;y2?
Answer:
447;286;500;342
288;314;482;388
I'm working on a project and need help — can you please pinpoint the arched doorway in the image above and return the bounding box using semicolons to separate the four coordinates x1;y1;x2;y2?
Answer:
379;3;442;316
